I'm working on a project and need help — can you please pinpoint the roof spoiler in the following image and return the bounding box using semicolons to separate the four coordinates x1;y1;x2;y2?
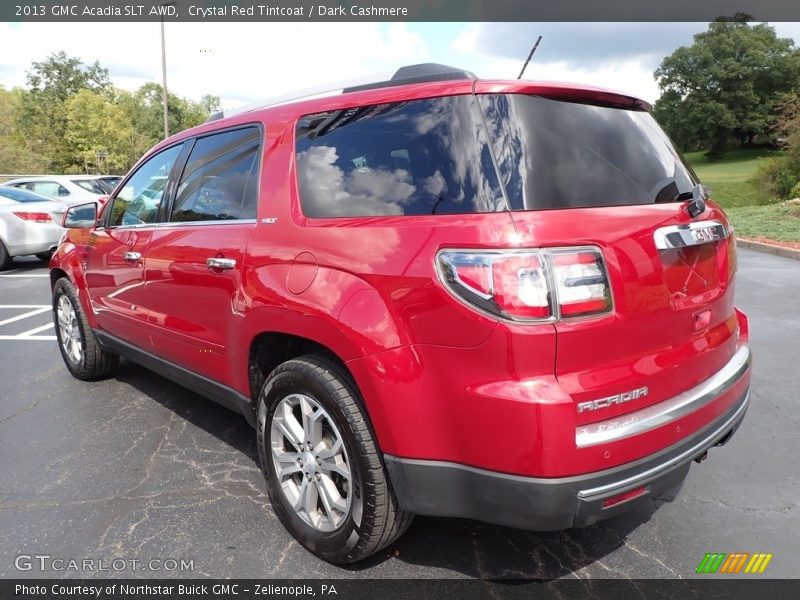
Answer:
205;63;475;123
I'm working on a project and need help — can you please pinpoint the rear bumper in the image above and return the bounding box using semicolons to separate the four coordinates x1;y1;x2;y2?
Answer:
385;386;749;530
6;223;63;257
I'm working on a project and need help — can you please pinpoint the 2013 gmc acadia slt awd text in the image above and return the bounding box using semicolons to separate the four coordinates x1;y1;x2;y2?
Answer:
50;64;752;564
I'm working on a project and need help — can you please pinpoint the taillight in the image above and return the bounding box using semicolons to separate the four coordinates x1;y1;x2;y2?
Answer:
551;249;612;317
437;247;611;323
13;212;52;223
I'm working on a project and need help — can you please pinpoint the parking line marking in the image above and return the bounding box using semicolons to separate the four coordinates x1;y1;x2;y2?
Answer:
0;304;50;308
0;307;50;326
0;335;56;341
18;322;54;337
0;273;50;278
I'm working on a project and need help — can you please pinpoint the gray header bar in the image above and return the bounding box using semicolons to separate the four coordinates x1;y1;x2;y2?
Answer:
4;0;800;22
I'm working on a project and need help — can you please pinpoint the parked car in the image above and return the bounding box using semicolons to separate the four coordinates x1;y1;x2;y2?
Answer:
49;64;752;564
2;175;107;205
0;187;66;268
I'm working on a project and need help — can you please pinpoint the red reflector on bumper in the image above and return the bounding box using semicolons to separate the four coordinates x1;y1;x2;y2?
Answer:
602;486;648;509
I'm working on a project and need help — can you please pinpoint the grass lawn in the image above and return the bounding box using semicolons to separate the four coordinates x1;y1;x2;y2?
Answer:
725;203;800;244
684;147;780;208
683;147;800;245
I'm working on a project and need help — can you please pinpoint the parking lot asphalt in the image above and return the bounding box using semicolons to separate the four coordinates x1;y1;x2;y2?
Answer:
0;249;797;580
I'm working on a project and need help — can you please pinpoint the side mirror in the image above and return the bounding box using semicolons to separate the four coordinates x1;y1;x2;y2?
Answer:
62;202;98;228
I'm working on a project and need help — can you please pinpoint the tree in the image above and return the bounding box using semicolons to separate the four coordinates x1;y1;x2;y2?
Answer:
127;83;210;146
64;90;138;173
0;86;48;173
18;52;112;171
653;20;800;157
26;51;110;101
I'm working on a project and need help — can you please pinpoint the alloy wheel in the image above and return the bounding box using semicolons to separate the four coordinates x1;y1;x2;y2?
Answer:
56;295;82;364
270;393;352;532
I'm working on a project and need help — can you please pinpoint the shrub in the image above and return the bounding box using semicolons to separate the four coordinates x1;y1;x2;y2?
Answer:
754;156;800;199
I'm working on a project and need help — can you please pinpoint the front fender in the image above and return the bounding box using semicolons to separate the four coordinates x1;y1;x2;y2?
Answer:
50;235;98;329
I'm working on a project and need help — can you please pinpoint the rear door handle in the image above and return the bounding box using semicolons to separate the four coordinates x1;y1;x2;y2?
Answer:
123;251;141;263
206;257;236;270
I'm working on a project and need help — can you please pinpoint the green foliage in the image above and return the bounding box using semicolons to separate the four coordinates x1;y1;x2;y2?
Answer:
654;20;800;157
0;52;219;175
685;147;778;206
724;203;800;242
754;157;800;199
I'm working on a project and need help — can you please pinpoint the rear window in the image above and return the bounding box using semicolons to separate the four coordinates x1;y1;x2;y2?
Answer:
295;93;699;218
478;94;699;210
294;96;505;218
0;187;51;203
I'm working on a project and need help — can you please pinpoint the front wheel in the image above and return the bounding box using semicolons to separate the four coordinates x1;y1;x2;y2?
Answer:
52;278;119;380
256;355;412;564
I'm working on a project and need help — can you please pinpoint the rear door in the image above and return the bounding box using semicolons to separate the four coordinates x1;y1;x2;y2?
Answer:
478;93;739;422
143;126;261;387
83;143;185;349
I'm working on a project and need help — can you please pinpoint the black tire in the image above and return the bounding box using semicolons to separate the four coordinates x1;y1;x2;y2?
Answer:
0;240;12;270
36;251;54;262
52;278;119;380
257;355;412;564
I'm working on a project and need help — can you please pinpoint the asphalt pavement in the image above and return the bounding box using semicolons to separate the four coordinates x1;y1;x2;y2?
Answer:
0;249;797;579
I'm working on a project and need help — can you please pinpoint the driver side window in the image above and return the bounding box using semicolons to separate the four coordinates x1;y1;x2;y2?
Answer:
108;144;183;227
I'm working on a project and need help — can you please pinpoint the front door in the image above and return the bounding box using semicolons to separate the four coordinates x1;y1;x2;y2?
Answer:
83;143;185;349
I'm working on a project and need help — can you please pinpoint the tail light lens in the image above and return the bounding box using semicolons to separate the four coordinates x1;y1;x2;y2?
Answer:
13;212;52;223
551;250;612;317
437;247;611;323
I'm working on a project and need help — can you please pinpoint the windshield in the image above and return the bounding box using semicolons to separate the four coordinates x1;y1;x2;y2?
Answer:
0;186;52;203
478;94;700;210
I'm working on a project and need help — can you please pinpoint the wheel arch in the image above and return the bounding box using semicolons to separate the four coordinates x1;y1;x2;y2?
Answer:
245;328;391;452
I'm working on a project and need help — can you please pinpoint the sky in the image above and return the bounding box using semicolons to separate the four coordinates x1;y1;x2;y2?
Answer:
1;21;800;109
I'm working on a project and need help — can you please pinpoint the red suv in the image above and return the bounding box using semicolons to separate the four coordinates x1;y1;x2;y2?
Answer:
50;64;751;564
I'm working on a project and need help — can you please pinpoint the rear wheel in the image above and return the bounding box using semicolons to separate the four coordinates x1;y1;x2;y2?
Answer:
256;355;412;564
0;241;12;270
53;278;119;380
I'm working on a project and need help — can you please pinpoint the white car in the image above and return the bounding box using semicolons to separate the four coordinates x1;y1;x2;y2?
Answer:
0;187;67;269
1;175;108;206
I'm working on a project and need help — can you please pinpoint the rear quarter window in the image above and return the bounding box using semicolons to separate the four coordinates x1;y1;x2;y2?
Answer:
294;96;505;218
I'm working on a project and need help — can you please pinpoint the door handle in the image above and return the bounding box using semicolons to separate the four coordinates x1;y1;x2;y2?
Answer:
123;251;142;263
206;257;236;270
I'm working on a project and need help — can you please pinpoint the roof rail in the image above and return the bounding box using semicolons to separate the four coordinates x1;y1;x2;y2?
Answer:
205;63;475;123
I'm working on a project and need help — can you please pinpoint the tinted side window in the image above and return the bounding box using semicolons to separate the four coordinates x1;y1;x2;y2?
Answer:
294;96;505;218
171;127;260;222
108;144;183;227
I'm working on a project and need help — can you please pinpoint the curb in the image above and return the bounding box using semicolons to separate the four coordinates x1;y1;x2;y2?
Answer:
737;238;800;262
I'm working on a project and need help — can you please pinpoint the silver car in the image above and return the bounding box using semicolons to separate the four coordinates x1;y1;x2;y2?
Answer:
1;175;108;206
0;187;67;269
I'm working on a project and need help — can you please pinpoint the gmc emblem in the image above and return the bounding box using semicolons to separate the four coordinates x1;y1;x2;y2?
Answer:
577;387;649;413
692;226;720;243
